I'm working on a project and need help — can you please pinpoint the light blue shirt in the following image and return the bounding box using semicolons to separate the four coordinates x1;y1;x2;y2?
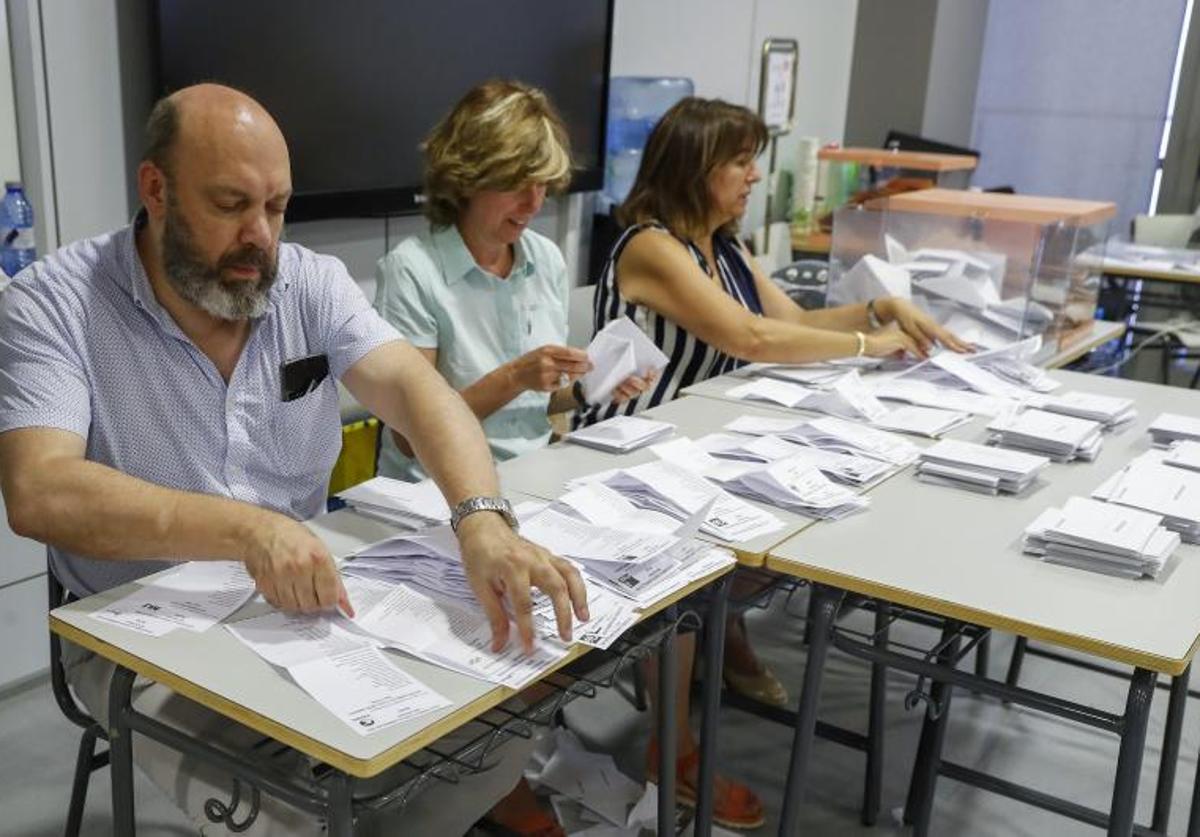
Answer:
374;223;568;480
0;217;402;596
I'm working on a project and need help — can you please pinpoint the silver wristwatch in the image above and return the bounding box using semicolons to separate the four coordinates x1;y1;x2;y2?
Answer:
450;496;519;533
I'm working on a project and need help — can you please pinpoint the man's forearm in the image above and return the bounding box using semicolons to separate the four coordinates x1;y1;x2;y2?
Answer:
345;341;502;503
9;456;272;563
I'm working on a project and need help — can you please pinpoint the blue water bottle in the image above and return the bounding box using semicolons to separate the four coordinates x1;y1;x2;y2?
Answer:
1;182;36;277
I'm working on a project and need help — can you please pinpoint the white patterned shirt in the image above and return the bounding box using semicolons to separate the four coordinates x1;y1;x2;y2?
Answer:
0;216;401;596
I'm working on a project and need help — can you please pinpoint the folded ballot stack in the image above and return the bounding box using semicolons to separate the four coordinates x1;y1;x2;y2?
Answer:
987;409;1103;462
1164;440;1200;473
565;415;675;453
1023;497;1180;579
1148;412;1200;446
337;477;451;529
1033;391;1137;430
916;438;1049;495
1092;450;1200;543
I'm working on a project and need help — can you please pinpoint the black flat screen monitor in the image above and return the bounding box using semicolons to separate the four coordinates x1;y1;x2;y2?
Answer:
153;1;613;221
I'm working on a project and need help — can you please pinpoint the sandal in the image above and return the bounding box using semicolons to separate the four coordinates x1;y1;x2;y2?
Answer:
478;809;565;837
646;741;765;830
723;664;788;708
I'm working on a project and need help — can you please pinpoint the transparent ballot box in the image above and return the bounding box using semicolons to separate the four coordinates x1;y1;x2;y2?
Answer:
825;189;1115;353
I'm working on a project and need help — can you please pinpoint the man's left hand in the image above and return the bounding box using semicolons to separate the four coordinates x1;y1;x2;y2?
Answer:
457;511;590;653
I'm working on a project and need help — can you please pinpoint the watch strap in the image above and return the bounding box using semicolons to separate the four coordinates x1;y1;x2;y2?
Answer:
450;496;519;533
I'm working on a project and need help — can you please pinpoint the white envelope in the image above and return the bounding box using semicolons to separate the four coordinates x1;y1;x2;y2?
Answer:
580;318;669;403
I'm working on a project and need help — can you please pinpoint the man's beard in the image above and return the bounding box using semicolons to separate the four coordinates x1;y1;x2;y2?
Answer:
161;201;278;321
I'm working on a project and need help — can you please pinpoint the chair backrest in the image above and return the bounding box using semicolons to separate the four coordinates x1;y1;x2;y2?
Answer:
46;568;97;730
1132;213;1197;247
882;129;980;160
567;284;597;349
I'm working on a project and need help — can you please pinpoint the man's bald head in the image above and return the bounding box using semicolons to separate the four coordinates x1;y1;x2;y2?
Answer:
142;84;288;179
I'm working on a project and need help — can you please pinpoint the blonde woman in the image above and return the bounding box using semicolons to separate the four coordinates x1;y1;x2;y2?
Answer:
374;80;649;482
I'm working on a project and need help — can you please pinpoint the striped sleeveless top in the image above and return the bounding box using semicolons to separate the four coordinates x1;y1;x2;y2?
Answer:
576;222;763;427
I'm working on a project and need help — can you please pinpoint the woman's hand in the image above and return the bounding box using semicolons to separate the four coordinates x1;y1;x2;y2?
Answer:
876;298;973;355
507;345;592;393
609;370;657;404
864;328;921;359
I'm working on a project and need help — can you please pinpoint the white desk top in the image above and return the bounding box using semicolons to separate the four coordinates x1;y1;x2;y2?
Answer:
767;371;1200;675
497;396;923;565
51;498;732;777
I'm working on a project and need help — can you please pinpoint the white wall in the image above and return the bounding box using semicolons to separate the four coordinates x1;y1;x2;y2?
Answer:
0;3;21;183
923;0;989;147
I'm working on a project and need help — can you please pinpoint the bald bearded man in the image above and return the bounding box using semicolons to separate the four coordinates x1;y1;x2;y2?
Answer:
0;84;587;835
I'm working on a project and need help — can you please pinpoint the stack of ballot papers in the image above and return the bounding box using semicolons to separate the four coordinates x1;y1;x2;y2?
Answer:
564;414;674;453
969;342;1059;394
337;477;450;529
579;317;669;404
1148;412;1200;446
753;357;882;386
726;369;891;422
1164;440;1200;473
871;404;973;438
1030;391;1137;430
562;459;784;543
987;409;1103;462
872;378;1010;417
226;609;453;735
781;415;920;466
1022;497;1180;579
695;431;894;485
649;437;870;520
916;438;1049;495
91;561;257;637
1092;450;1200;542
897;350;1032;399
343;514;643;649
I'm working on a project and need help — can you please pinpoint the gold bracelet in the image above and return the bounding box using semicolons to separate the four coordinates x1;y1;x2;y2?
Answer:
854;330;866;357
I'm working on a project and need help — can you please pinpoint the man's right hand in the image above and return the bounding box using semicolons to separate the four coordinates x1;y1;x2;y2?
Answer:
242;515;352;616
507;345;591;392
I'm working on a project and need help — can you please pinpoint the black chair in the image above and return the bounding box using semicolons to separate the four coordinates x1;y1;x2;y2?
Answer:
47;569;110;837
881;129;979;160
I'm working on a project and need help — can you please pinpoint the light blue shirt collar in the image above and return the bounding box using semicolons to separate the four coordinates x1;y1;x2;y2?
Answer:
431;223;537;286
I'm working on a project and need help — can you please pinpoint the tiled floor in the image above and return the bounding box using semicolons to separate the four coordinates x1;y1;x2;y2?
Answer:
3;590;1199;836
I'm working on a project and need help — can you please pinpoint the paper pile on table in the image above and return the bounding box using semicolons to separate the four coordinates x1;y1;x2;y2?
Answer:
1164;440;1200;473
727;370;891;422
778;416;920;466
1023;497;1179;579
871;404;973;438
1031;391;1137;430
563;459;784;543
987;409;1103;462
337;477;450;529
872;378;1010;417
1148;412;1200;446
580;317;669;404
650;437;869;520
1092;450;1200;543
698;431;894;486
565;414;675;453
916;438;1049;495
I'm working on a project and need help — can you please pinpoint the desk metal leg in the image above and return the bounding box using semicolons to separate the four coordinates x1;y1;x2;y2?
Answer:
326;771;354;837
1188;735;1200;837
1152;664;1190;833
777;584;839;837
694;577;730;837
862;600;889;827
906;625;962;837
1109;668;1156;837
657;605;679;837
108;665;137;837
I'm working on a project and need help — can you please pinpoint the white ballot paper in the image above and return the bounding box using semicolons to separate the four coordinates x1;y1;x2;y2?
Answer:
227;610;451;735
93;561;256;637
871;378;1010;417
871;404;973;438
1165;440;1200;473
1148;412;1200;446
338;477;450;529
580;318;669;404
565;415;675;453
